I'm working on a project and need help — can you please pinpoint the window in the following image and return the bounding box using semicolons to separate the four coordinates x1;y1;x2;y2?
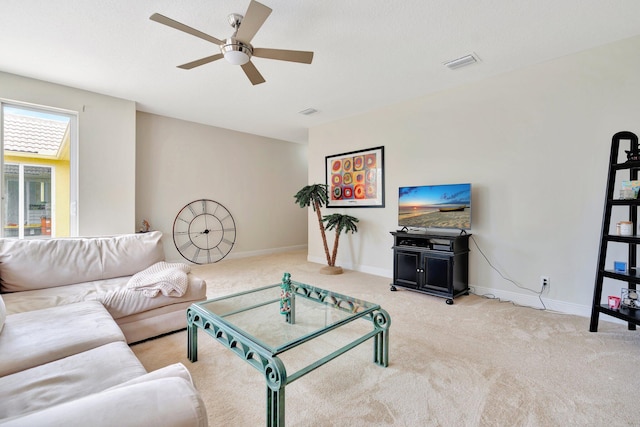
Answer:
3;164;53;238
1;102;77;238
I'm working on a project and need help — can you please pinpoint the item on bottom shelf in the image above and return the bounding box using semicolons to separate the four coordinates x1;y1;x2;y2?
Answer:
621;288;640;309
608;295;621;309
614;261;628;272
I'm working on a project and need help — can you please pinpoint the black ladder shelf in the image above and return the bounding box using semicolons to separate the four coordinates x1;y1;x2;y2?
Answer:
590;131;640;332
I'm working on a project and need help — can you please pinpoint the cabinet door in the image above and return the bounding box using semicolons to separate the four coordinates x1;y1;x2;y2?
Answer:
421;253;452;292
394;250;420;288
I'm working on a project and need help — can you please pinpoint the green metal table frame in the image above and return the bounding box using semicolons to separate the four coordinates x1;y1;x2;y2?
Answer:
187;273;391;427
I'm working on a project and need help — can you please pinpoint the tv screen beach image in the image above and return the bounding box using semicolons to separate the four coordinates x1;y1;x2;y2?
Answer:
398;183;471;230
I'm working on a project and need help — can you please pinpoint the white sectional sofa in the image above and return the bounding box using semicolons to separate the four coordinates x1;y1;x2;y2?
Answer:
0;231;206;343
0;232;209;426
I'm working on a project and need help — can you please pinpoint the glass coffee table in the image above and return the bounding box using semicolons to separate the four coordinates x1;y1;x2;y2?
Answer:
187;273;391;427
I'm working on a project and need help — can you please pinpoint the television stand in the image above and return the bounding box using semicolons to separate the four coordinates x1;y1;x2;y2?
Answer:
390;231;470;304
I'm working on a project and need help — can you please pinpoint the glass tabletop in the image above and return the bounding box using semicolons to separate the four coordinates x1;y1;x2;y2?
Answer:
195;281;380;355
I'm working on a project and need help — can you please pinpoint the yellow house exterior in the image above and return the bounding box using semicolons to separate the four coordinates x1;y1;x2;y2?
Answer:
3;109;71;238
3;155;70;237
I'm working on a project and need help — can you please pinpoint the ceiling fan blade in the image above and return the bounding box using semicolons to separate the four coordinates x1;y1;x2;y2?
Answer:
241;61;266;85
150;13;224;46
235;0;272;43
252;48;313;64
177;54;224;70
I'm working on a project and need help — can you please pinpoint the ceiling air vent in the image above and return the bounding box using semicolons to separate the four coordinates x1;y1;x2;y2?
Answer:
444;54;479;70
298;108;318;116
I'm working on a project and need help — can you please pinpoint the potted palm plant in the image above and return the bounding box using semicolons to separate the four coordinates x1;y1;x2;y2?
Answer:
322;213;359;275
293;183;360;275
294;184;332;267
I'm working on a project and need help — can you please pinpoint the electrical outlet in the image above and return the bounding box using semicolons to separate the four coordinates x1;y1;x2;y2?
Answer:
540;276;550;288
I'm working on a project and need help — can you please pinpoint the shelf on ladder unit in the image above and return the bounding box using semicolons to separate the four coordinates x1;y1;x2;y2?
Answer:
590;130;640;332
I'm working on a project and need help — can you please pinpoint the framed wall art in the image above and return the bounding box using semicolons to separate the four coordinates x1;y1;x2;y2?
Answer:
325;146;385;208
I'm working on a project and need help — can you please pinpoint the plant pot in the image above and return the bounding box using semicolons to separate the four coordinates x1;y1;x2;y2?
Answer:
320;265;343;275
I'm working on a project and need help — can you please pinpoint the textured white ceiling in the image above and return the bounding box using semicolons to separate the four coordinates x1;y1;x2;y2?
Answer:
1;1;640;144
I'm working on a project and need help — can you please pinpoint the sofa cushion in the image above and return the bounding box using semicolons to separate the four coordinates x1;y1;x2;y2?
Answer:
0;294;5;333
0;341;147;420
1;377;208;427
100;231;165;282
2;274;206;319
0;301;125;377
0;231;164;292
99;274;206;319
116;302;198;344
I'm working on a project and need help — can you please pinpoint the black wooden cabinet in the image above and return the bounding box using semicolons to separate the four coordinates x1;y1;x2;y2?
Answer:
390;231;470;304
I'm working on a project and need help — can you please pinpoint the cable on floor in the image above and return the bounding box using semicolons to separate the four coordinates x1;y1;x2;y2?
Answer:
469;235;547;311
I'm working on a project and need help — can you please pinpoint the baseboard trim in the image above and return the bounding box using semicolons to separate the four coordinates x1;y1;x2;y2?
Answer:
167;245;308;263
306;255;393;278
225;245;307;260
470;285;625;324
307;255;624;325
470;285;580;312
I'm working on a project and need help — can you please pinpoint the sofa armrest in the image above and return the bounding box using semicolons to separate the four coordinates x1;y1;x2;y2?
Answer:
106;363;194;390
1;377;208;427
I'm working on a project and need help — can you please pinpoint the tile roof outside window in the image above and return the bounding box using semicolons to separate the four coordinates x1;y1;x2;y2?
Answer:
3;112;69;157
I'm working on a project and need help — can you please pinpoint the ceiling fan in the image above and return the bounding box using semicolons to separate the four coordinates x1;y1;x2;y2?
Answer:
150;0;314;85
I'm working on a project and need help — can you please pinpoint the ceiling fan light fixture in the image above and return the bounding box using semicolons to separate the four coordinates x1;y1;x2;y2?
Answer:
221;38;252;65
224;50;250;65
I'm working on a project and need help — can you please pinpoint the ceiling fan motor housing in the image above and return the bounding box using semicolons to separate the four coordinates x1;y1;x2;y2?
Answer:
227;13;243;29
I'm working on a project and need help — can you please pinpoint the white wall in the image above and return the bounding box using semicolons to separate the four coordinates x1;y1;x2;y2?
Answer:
0;71;136;235
135;112;308;261
308;35;640;314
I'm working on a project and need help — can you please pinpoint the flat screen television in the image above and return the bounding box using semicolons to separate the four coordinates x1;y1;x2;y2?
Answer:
398;183;471;230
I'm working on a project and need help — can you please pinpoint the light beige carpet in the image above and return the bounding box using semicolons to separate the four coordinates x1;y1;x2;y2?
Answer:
132;250;640;426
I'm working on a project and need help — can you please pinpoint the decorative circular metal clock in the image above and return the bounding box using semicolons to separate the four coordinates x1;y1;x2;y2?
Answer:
172;199;236;264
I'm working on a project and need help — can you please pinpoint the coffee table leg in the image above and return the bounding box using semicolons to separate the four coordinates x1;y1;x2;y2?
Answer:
372;309;391;367
266;384;285;426
187;309;198;362
265;357;287;427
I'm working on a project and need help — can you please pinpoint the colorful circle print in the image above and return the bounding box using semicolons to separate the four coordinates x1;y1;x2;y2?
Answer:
365;154;376;169
343;186;354;199
329;152;379;204
366;169;376;184
353;156;364;171
332;186;342;199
